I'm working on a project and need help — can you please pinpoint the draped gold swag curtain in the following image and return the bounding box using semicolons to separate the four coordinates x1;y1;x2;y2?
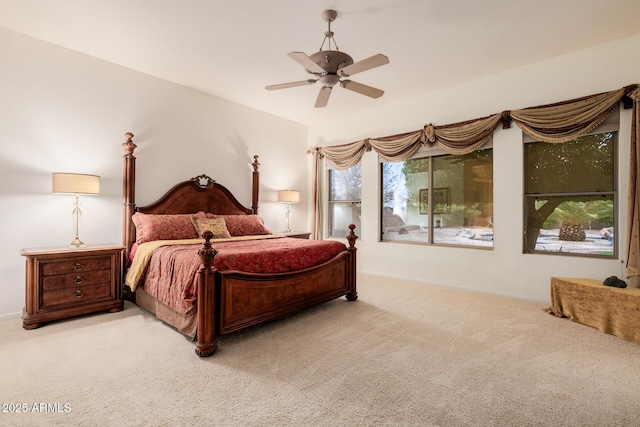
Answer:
626;86;640;286
309;84;640;284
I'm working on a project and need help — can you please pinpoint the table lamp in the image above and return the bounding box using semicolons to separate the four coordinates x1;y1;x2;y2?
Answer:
52;173;100;247
277;190;300;233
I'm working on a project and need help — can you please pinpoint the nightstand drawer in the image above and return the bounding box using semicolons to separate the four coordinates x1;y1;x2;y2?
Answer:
42;258;111;276
42;269;111;291
42;282;112;307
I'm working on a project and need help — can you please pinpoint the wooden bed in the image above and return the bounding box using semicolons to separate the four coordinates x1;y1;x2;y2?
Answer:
121;133;358;357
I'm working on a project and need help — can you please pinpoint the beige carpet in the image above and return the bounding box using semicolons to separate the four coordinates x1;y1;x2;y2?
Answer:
2;274;640;426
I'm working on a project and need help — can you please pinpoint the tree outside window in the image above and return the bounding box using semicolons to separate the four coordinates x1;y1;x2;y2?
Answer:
524;132;616;257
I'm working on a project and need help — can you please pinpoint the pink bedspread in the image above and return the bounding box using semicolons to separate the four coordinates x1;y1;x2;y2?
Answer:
141;237;347;315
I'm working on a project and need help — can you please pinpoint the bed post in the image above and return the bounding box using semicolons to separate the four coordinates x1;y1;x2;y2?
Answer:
346;224;358;301
122;132;137;261
195;231;218;357
251;155;260;214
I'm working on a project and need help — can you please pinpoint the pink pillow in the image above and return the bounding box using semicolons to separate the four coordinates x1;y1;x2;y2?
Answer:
206;214;272;236
132;212;206;244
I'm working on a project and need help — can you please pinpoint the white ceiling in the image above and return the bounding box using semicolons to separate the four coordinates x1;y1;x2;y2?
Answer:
2;0;640;126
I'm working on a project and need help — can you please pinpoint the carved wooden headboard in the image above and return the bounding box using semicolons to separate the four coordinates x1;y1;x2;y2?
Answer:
121;132;260;260
137;176;254;216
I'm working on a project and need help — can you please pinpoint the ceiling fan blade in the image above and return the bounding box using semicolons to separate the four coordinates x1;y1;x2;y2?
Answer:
338;54;389;77
265;79;317;90
288;52;326;75
315;86;332;108
340;80;384;98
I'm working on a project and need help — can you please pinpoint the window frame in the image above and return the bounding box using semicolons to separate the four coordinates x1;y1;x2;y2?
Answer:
379;142;494;249
327;165;362;238
522;126;618;258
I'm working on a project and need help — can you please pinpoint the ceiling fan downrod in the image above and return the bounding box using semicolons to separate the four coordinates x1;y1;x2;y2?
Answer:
319;9;339;52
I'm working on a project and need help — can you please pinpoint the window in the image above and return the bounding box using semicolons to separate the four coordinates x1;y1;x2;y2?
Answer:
524;132;616;257
329;165;361;237
381;148;493;247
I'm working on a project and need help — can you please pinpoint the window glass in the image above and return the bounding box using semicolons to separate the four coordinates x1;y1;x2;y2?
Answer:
382;158;430;243
524;132;616;257
329;165;361;237
381;149;493;248
433;150;493;245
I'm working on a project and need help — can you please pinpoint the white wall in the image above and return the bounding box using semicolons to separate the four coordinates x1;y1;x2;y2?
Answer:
2;27;638;319
0;28;307;318
309;33;640;304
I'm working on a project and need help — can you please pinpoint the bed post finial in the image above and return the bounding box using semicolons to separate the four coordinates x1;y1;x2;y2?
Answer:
123;132;136;155
347;224;358;249
197;231;218;268
252;155;260;215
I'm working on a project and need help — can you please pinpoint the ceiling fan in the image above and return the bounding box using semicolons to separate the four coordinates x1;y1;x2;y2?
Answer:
265;9;390;108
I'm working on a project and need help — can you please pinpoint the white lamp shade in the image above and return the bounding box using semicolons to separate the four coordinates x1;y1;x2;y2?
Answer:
52;173;100;195
278;190;299;203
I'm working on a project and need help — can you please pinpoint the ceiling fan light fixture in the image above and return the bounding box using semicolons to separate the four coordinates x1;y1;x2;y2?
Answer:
320;74;340;88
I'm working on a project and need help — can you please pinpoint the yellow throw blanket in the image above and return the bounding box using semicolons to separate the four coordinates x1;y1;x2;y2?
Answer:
125;235;283;291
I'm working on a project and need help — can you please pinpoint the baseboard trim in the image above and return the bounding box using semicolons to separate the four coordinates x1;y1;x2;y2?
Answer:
357;269;549;305
0;311;23;321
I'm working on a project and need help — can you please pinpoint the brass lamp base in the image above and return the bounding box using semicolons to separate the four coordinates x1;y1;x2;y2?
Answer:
69;237;85;248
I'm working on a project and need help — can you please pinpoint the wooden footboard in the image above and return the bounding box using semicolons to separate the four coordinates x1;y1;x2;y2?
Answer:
195;225;358;357
218;252;350;334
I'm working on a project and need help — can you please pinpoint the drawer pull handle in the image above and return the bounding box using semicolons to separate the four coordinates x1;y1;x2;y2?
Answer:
74;263;83;271
74;276;83;284
75;290;83;298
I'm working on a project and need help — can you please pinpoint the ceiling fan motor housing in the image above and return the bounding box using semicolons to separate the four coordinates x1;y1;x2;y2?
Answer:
307;50;354;75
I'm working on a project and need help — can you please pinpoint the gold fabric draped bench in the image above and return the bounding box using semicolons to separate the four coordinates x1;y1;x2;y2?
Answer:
547;277;640;345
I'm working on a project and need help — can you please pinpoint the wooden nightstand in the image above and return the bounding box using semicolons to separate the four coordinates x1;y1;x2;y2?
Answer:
283;231;311;239
21;244;124;329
